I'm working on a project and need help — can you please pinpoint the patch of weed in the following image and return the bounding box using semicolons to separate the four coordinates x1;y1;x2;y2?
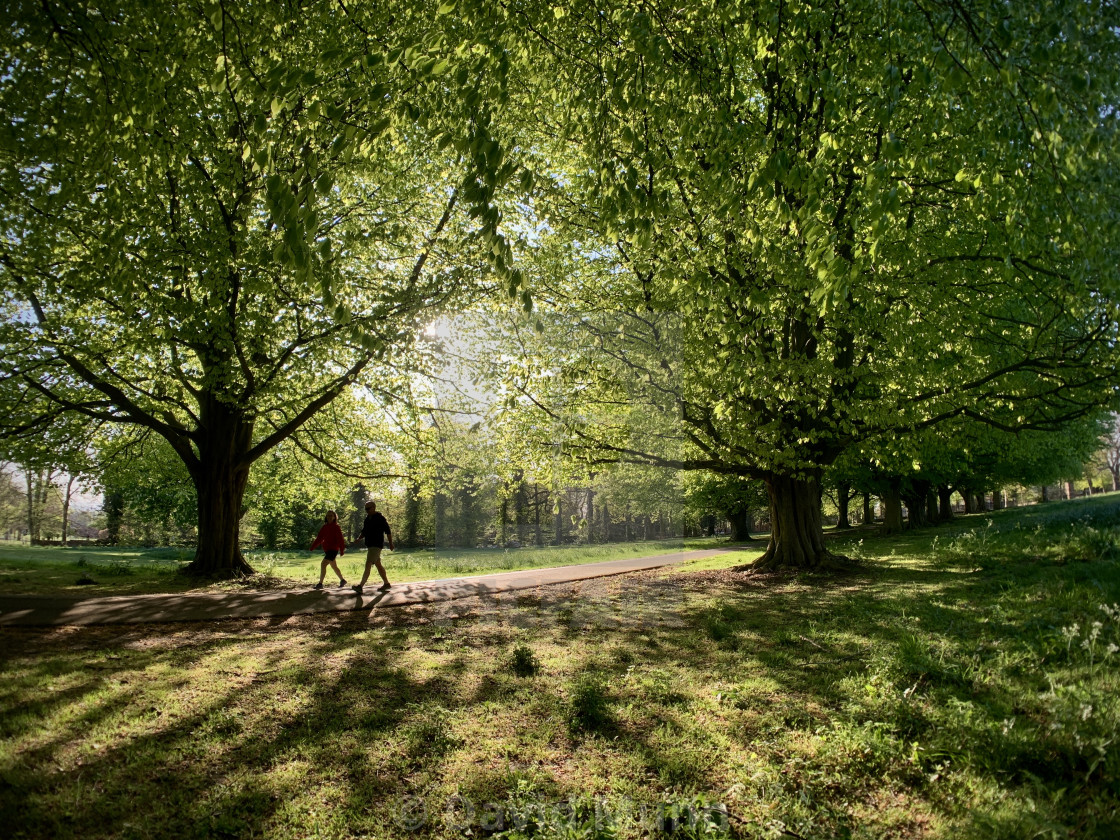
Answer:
509;643;540;677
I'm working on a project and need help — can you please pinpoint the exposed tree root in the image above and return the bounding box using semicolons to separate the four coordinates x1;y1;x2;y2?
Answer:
182;552;255;579
732;551;861;576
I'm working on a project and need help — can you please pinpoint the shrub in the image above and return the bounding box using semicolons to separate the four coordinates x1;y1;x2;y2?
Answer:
567;673;613;735
509;643;540;677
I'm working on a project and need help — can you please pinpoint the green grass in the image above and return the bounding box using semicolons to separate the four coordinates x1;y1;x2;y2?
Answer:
1;494;1119;838
0;539;716;596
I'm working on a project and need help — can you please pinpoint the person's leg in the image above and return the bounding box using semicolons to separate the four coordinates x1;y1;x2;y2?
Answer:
356;547;376;588
372;555;390;588
356;547;388;590
317;556;328;587
329;558;345;585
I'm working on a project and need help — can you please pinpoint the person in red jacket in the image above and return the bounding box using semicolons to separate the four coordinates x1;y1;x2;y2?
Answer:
310;510;347;590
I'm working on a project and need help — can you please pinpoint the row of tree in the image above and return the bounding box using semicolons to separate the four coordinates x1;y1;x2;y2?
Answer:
4;409;1117;551
2;1;1118;575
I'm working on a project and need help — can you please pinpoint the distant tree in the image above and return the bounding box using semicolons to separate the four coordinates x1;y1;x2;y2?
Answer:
1097;415;1120;493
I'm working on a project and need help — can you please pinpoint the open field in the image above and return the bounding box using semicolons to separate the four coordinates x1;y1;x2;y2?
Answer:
0;539;724;597
1;494;1119;839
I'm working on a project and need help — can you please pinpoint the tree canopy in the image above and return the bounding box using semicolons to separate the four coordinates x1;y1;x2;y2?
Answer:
2;0;1118;575
483;0;1120;568
0;0;520;574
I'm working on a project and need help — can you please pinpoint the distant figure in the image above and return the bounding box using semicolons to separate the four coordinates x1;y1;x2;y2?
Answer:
310;510;347;590
353;500;393;594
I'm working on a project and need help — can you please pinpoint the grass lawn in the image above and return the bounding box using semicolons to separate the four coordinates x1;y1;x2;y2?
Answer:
0;539;723;597
1;494;1119;838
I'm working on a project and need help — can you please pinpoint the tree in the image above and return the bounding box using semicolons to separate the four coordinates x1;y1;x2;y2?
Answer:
0;409;98;544
0;1;518;575
837;412;1110;531
684;473;768;541
497;0;1120;570
1096;414;1120;492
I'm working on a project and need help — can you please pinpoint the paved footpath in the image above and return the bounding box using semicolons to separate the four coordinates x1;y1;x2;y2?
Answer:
0;549;733;627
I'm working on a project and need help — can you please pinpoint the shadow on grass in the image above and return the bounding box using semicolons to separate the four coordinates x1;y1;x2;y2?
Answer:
1;495;1118;838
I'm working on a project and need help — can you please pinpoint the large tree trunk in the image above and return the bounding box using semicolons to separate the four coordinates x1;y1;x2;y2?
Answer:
836;481;852;529
903;480;932;529
434;491;448;546
727;507;752;541
104;488;125;544
348;485;367;542
925;490;938;524
183;410;254;577
402;481;421;548
882;481;905;534
750;472;843;570
937;485;954;521
458;483;478;547
1110;469;1119;493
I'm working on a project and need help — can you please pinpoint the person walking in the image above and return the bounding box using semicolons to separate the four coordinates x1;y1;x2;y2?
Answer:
353;500;393;593
310;510;347;589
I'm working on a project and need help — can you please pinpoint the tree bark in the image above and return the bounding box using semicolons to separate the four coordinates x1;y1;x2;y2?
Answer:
458;483;478;547
403;481;421;548
533;485;543;546
937;485;954;521
435;491;448;546
515;478;528;545
749;472;843;570
727;507;752;541
903;479;932;529
499;493;509;545
62;474;75;546
348;485;367;543
552;494;563;545
585;488;595;544
183;409;254;577
882;481;905;534
836;481;852;529
24;471;36;543
862;493;872;526
104;487;124;544
925;490;938;524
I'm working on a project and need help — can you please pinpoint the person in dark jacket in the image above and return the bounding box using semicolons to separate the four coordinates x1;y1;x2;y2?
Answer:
310;510;347;590
353;500;393;593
